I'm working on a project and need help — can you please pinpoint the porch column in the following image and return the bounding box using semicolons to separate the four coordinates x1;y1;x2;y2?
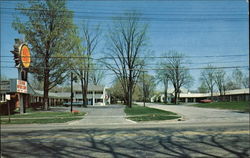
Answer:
92;91;95;106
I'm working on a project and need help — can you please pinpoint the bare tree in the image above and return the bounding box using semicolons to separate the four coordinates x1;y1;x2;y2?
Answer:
156;69;170;104
198;81;209;93
89;64;105;85
162;51;193;104
214;69;227;101
242;75;249;88
200;65;216;100
137;73;156;102
232;68;243;89
105;12;148;108
70;23;101;107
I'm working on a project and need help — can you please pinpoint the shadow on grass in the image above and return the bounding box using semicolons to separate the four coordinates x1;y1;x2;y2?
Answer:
2;127;249;158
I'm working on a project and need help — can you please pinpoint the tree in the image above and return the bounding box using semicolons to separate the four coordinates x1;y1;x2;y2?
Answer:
200;65;216;100
137;73;156;102
70;23;101;107
242;75;249;88
232;68;243;89
161;51;193;104
156;69;170;103
109;79;125;104
198;81;209;93
12;0;76;110
105;12;148;108
214;69;227;97
89;64;105;86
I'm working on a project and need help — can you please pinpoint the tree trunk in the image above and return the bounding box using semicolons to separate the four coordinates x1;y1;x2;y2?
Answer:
174;91;178;104
80;79;85;107
83;82;88;107
43;56;49;110
164;79;168;104
211;86;214;101
43;72;49;110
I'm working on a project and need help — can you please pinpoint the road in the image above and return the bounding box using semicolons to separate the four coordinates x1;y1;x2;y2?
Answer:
1;104;250;157
1;123;249;158
136;102;250;123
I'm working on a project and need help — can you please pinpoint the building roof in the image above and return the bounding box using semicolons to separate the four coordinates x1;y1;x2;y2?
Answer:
33;90;70;98
73;84;105;91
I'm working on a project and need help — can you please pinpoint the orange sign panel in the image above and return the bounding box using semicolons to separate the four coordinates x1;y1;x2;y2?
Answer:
20;44;31;68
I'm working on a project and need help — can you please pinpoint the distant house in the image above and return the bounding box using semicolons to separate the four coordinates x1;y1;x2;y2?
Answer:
151;88;250;103
0;79;110;109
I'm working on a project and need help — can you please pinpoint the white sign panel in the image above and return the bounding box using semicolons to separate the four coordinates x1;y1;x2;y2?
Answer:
6;94;11;100
17;80;27;93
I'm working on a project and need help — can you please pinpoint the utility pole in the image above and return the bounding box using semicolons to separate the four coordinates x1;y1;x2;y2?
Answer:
70;72;73;112
143;71;146;107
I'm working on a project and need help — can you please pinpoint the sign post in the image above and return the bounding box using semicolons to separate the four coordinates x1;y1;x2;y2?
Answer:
6;94;11;122
11;39;31;114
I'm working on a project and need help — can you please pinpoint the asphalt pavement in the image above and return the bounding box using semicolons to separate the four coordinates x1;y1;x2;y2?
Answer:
1;124;249;158
1;103;250;157
136;102;250;124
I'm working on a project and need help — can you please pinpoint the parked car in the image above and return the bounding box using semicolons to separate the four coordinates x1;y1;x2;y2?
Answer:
199;99;213;103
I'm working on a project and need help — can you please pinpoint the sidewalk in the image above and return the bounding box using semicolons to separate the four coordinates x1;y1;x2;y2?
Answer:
68;104;136;125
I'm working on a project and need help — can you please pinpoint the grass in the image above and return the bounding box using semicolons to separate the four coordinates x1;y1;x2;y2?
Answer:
125;105;180;122
0;111;85;124
189;101;250;112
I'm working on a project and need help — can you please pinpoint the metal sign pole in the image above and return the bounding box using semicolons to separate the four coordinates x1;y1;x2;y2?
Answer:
18;68;24;114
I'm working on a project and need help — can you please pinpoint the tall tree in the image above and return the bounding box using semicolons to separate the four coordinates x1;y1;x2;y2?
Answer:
162;51;193;104
12;0;76;110
242;75;249;88
214;69;227;96
89;64;105;86
137;73;156;102
225;68;246;90
70;23;101;107
156;69;170;103
200;65;216;100
198;81;209;93
232;68;243;89
105;12;148;108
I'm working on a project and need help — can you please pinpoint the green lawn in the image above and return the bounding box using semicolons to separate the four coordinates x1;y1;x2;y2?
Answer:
189;101;250;112
0;111;85;124
124;105;180;122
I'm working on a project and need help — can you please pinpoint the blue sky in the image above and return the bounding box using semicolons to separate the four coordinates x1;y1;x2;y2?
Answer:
0;0;249;90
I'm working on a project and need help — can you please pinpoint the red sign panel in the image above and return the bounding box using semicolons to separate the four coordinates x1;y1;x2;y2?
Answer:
17;80;27;93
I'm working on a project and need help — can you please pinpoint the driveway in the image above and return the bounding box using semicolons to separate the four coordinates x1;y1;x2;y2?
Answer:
137;102;249;123
69;104;135;125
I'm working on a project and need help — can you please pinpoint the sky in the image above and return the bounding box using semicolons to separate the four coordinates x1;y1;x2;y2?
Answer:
0;0;249;91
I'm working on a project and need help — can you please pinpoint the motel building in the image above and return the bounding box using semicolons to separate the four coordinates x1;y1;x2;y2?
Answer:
0;79;110;109
151;88;250;103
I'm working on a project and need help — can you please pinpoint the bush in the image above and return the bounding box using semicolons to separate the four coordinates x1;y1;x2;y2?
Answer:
71;110;80;115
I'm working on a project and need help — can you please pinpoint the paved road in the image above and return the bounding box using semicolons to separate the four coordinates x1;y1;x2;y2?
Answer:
69;104;135;125
137;102;249;123
1;124;249;158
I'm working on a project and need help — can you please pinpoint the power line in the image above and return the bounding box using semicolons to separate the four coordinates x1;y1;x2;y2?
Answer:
0;54;248;60
1;59;248;65
1;65;248;71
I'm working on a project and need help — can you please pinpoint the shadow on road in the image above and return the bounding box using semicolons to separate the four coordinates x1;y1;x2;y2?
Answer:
2;127;249;158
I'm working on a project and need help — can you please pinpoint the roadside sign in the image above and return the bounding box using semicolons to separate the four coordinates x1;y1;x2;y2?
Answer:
6;94;10;100
17;80;27;93
20;44;31;68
